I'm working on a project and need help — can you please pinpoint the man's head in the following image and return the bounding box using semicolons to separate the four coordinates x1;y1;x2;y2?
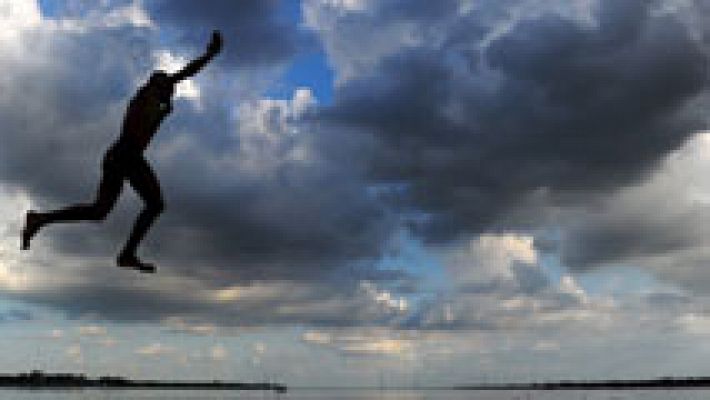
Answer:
147;70;174;100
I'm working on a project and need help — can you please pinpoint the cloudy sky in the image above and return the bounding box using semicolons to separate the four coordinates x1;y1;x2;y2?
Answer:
3;0;710;387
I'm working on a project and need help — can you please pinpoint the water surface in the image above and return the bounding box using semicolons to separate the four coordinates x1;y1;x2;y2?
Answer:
1;388;708;400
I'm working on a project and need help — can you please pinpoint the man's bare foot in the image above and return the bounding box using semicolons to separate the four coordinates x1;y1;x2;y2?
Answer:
117;253;156;273
21;211;42;250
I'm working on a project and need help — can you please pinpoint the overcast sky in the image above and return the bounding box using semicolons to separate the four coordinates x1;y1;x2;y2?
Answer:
3;0;710;387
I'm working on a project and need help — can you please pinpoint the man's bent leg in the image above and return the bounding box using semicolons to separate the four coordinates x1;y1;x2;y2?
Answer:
118;157;163;271
22;166;123;250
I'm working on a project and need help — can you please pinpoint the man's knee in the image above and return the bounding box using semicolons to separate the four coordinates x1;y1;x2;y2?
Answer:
147;199;165;215
87;203;112;221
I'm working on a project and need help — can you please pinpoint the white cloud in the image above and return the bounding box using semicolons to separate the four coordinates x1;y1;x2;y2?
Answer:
65;343;82;363
557;132;710;293
559;275;588;304
302;328;415;357
340;337;412;356
359;281;409;313
394;233;619;334
135;342;175;356
154;50;202;102
78;325;107;336
253;342;266;354
100;1;152;28
0;0;41;34
443;233;538;283
302;330;332;345
210;344;227;361
235;88;317;177
47;1;153;33
0;186;43;292
677;313;710;335
302;0;424;83
211;282;287;303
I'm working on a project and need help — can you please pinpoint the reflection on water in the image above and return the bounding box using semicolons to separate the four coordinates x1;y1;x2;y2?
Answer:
1;389;709;400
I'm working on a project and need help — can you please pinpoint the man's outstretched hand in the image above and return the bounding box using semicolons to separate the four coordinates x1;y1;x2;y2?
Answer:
171;30;222;82
207;30;223;55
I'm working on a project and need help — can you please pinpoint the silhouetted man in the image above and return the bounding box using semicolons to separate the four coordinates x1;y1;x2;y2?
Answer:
21;31;223;273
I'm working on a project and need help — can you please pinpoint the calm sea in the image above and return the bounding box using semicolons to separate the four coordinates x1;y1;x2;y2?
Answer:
0;389;708;400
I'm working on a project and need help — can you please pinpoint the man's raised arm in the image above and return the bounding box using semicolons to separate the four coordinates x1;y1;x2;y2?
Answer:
170;31;223;83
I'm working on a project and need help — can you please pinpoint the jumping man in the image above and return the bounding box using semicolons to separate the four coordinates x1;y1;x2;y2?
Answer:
21;31;223;273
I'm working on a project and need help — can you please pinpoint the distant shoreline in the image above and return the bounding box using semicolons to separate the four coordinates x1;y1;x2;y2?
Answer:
456;377;710;390
288;377;710;391
0;370;286;393
9;371;710;392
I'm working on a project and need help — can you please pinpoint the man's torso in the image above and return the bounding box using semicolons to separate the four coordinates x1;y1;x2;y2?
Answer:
116;89;172;151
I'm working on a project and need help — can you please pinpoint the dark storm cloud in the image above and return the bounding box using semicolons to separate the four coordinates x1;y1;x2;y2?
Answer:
0;5;394;284
0;5;399;325
5;0;710;327
376;0;462;22
0;26;148;198
535;129;710;274
152;164;396;282
144;0;302;66
557;210;705;270
39;96;392;285
643;291;692;310
0;25;170;265
116;93;395;282
319;0;708;243
4;273;407;327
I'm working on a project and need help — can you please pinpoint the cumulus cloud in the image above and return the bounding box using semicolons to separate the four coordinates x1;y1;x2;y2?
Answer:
2;0;710;346
10;0;710;385
0;0;403;327
313;0;707;244
298;232;621;366
143;0;303;67
551;132;710;293
394;234;608;332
